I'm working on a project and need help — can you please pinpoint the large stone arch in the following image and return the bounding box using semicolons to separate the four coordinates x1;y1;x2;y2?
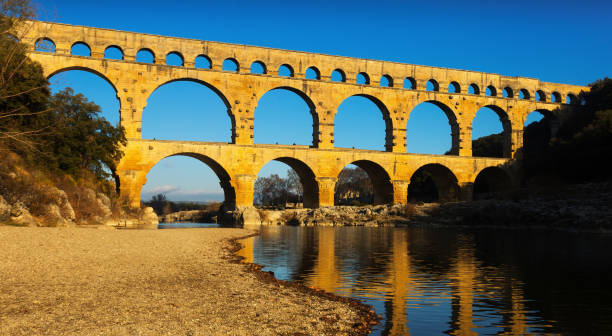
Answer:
145;78;236;142
46;66;120;98
407;100;460;155
254;157;319;208
409;163;459;202
473;166;513;198
473;104;513;158
335;159;394;205
254;86;318;147
334;94;394;152
140;152;236;209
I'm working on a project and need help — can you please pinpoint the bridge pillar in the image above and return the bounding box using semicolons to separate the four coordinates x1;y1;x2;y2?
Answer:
234;174;256;207
316;177;338;207
316;123;335;149
511;118;525;158
116;168;148;208
458;126;472;156
458;182;474;202
390;128;407;153
392;180;409;204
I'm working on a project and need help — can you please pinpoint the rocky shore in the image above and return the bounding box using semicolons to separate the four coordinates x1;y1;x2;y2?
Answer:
0;226;374;335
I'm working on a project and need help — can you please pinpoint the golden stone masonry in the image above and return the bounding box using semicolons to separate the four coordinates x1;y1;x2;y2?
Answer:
16;21;588;208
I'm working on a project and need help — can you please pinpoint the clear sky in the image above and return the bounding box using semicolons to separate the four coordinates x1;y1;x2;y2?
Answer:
42;0;612;202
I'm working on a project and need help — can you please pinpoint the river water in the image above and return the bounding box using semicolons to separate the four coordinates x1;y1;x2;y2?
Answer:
236;226;612;335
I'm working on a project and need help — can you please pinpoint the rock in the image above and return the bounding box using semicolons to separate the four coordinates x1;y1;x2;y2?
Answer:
140;207;159;229
10;202;38;226
96;192;112;219
43;204;74;227
233;207;261;226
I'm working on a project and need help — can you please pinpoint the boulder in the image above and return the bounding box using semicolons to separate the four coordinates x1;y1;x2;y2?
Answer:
233;207;261;226
43;204;74;227
0;195;10;220
140;207;159;229
10;202;38;226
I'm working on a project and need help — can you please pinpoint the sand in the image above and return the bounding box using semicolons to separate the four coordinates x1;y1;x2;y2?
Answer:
0;227;367;335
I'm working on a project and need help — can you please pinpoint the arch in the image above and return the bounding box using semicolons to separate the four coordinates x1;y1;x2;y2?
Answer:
334;94;393;151
335;160;393;205
278;64;294;77
222;58;239;72
426;79;439;92
254;86;317;146
142;153;235;210
535;90;546;102
406;100;459;155
448;81;461;93
305;66;320;80
331;68;346;82
143;78;234;142
523;109;557;152
502;87;513;98
404;77;416;89
104;45;123;60
380;74;393;87
255;157;319;208
566;93;578;105
468;83;480;95
70;42;91;57
34;37;55;52
471;105;512;158
408;164;459;203
250;60;266;74
355;72;369;85
473;166;512;198
136;48;155;63
519;89;530;100
47;66;119;96
48;67;121;126
551;91;561;103
195;55;212;69
166;51;184;66
486;85;497;97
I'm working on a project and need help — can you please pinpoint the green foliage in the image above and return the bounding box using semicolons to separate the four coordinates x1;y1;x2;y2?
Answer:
521;77;612;184
472;133;504;158
40;88;126;179
142;193;221;217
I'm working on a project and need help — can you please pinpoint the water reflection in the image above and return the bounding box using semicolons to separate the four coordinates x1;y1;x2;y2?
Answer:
238;226;612;335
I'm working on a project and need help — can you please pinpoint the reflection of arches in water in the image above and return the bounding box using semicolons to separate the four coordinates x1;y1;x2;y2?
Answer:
309;228;339;293
473;167;512;198
382;230;411;336
408;164;459;203
141;153;235;209
448;236;477;336
335;160;393;205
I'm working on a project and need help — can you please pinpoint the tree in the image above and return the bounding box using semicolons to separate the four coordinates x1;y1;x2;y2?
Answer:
148;193;168;215
472;133;504;158
286;168;303;203
334;167;373;205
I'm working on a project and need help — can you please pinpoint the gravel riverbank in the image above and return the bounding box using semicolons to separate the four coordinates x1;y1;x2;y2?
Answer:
0;227;370;335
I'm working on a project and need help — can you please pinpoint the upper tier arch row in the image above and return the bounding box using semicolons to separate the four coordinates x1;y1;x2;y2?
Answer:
17;20;587;104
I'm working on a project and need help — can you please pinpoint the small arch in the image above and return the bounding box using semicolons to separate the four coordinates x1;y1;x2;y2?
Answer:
356;72;370;85
305;66;320;80
35;37;55;53
250;61;266;74
566;93;578;105
70;42;90;57
468;83;480;95
519;89;531;100
380;74;393;87
166;51;184;66
426;79;439;92
255;158;319;208
409;164;459;203
335;160;393;205
104;45;123;60
222;58;239;72
136;48;155;63
535;90;546;102
195;55;212;69
473;167;513;199
278;64;294;77
448;82;461;93
331;69;346;82
502;87;513;98
551;92;561;103
486;85;497;97
403;77;416;90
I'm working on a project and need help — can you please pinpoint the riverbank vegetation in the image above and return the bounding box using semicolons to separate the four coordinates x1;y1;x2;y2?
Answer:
0;1;133;226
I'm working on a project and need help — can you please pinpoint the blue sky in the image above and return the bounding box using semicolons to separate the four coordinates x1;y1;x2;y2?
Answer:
43;0;612;202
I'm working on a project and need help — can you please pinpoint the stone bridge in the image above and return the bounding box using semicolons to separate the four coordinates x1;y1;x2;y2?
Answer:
16;21;588;208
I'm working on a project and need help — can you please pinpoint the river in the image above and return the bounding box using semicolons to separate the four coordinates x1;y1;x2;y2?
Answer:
236;226;612;335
